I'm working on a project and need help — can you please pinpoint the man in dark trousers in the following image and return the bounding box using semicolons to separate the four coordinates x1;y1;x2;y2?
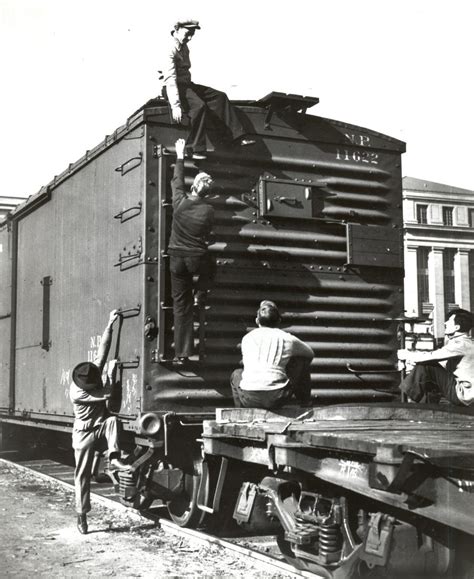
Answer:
168;138;216;364
398;308;474;405
231;300;314;408
70;309;130;534
162;19;254;158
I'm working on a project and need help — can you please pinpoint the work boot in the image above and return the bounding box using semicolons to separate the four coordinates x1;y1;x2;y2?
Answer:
109;457;131;471
77;514;88;534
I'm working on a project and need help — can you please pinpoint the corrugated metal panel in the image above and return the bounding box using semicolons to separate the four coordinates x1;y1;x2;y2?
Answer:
146;109;404;411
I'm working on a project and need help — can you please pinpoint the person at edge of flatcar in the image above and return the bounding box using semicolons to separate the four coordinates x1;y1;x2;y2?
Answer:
230;300;315;409
168;137;216;366
398;308;474;406
70;309;131;535
161;19;255;160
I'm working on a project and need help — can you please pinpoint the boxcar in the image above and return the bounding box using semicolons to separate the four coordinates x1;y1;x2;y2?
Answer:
8;93;472;578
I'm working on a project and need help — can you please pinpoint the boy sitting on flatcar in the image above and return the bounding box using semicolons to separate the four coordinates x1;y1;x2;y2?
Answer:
398;308;474;406
231;300;314;408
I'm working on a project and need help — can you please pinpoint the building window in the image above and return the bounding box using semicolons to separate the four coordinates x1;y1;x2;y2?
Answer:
469;208;474;228
417;247;430;314
416;204;428;224
443;249;456;312
442;206;453;226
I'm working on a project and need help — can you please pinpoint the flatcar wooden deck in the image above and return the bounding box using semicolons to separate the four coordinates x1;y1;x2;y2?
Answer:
202;403;474;535
205;404;474;460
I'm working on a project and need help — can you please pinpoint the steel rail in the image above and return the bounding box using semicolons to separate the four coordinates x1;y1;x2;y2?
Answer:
0;457;319;579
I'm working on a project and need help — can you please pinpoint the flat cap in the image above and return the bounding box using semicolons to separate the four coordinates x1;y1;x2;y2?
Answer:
174;20;201;30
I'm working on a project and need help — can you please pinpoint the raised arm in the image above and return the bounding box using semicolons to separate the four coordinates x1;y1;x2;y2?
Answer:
171;139;187;208
94;310;119;373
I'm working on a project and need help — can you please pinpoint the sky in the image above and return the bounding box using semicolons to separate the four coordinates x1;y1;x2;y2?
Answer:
1;0;473;199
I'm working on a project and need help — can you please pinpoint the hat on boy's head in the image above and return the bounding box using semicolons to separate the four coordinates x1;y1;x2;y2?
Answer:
72;362;102;391
173;20;201;32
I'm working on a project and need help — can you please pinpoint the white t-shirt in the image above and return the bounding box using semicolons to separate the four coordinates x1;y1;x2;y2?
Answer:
240;327;314;391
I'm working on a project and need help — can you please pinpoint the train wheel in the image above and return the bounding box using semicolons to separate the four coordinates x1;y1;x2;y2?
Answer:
167;458;207;528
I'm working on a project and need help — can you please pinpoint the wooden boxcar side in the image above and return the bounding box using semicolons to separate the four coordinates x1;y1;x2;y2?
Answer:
0;222;12;410
7;125;148;426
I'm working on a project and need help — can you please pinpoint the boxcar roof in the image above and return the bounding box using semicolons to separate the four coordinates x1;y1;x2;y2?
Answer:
3;93;405;224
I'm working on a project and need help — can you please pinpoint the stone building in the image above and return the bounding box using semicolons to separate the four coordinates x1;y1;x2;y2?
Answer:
402;177;474;341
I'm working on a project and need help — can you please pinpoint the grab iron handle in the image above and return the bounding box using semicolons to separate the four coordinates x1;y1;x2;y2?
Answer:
117;305;141;319
115;153;143;176
113;202;142;223
346;363;400;375
119;355;140;369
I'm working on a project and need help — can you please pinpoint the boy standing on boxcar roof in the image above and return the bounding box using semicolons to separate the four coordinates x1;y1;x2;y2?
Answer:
398;308;474;406
168;138;215;365
161;19;255;159
70;309;130;535
231;301;314;408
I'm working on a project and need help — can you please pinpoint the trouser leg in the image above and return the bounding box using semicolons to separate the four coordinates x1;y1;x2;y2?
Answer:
194;255;216;304
230;369;244;407
191;84;246;141
230;368;289;409
73;431;96;515
170;257;194;358
181;86;207;152
97;416;121;457
286;357;312;402
400;362;460;404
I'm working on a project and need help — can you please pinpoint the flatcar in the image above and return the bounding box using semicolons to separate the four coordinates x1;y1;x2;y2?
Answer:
2;92;471;577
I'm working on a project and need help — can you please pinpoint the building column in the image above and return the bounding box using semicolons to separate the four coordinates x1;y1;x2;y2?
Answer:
428;247;445;340
404;246;419;316
454;249;471;310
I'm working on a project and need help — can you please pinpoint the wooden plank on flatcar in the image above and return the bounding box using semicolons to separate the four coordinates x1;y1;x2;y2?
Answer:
207;405;474;463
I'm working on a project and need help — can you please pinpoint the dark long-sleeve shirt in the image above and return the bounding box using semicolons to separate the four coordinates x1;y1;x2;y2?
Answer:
168;159;214;257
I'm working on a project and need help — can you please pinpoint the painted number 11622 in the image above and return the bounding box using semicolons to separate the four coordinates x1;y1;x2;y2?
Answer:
336;148;379;164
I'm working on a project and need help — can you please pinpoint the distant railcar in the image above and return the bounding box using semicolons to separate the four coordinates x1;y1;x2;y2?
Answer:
5;94;470;577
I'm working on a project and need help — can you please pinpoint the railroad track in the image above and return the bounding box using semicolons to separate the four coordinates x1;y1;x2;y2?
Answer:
0;452;319;578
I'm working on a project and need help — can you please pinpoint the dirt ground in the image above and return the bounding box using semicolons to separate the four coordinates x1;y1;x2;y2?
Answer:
0;461;294;578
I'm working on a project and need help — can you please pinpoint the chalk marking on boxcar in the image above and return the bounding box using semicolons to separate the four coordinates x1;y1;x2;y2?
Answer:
124;373;138;412
338;459;364;479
